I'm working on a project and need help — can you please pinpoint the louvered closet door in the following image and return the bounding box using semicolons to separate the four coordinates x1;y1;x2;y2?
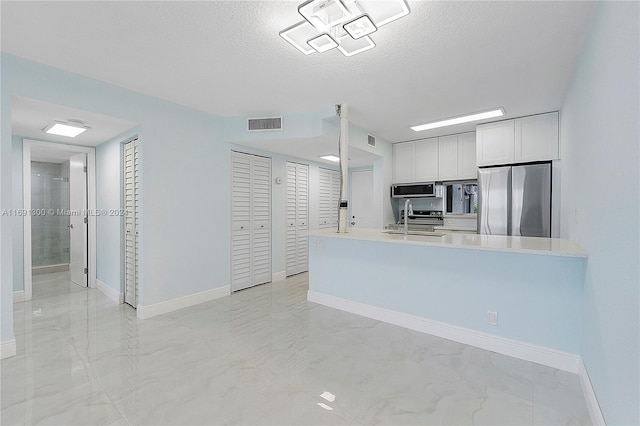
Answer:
124;139;139;307
231;152;252;291
286;163;297;275
286;162;309;276
319;168;340;229
318;168;332;229
251;156;271;285
330;169;340;227
296;164;309;273
231;152;271;291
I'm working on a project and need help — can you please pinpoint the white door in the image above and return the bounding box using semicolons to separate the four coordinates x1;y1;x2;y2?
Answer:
350;170;375;228
286;162;308;276
124;139;139;306
231;152;271;291
319;168;340;229
69;153;87;286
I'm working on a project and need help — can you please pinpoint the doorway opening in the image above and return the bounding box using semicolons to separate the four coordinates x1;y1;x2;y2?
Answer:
22;139;97;300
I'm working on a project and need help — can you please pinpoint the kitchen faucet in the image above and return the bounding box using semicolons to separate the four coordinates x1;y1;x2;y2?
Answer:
404;198;412;236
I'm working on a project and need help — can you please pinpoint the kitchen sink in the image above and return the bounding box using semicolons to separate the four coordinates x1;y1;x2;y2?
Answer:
384;230;446;237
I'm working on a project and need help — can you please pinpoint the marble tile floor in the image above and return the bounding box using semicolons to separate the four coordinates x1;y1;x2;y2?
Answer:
2;271;591;425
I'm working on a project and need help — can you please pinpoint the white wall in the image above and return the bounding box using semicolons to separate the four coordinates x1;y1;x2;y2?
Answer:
560;2;639;423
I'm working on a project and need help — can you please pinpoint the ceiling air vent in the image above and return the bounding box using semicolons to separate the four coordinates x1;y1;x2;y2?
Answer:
247;116;283;132
367;134;376;147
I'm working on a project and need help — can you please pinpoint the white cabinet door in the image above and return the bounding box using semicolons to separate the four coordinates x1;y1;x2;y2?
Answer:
515;112;559;162
231;151;271;291
393;142;415;183
476;120;515;166
458;132;477;180
438;135;458;181
286;162;309;276
415;138;439;181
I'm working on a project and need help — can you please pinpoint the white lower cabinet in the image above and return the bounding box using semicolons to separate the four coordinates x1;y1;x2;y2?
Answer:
286;162;309;276
231;151;271;291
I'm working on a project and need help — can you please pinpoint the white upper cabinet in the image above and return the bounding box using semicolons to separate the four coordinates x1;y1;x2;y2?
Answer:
476;120;515;166
438;133;477;181
415;138;439;182
393;142;416;183
476;112;559;167
458;132;477;180
515;112;559;162
438;135;459;181
393;132;477;183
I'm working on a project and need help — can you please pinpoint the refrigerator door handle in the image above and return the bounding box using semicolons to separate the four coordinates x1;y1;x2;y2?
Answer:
508;167;516;236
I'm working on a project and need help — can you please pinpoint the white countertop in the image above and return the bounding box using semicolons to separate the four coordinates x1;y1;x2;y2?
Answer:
310;228;587;258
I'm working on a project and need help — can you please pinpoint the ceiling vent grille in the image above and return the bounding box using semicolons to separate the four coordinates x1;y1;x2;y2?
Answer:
367;134;376;147
248;116;283;132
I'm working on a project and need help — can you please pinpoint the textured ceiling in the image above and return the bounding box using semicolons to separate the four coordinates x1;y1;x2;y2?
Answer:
1;1;594;143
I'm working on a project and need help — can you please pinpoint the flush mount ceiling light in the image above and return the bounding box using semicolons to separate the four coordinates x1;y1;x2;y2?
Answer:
43;120;90;137
410;108;506;132
320;154;340;162
280;0;410;57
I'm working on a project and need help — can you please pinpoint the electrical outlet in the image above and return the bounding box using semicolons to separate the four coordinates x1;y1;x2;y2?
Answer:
487;310;498;326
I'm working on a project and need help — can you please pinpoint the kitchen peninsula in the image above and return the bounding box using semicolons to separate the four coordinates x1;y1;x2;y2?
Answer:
308;228;587;372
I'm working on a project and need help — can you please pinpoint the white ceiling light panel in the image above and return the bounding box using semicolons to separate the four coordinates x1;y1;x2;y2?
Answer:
410;108;506;132
43;120;89;137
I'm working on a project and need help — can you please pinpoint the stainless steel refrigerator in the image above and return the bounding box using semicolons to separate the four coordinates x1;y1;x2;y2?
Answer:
477;163;551;237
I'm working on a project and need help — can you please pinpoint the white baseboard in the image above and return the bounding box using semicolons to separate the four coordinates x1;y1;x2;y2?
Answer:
272;271;286;282
579;359;606;425
96;280;124;304
137;285;230;320
13;291;25;303
308;290;582;373
1;336;17;359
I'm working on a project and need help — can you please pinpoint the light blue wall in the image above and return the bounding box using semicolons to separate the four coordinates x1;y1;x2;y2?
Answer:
559;2;639;423
309;235;586;354
11;136;23;292
1;54;227;323
1;56;14;343
95;128;140;292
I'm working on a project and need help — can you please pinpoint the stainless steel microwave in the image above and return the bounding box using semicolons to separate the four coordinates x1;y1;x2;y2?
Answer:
391;183;443;198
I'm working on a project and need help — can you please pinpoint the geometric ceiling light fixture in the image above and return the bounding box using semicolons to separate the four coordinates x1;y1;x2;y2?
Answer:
43;120;90;138
280;0;410;57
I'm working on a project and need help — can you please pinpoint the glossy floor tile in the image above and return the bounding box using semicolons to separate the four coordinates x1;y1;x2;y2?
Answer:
2;272;591;425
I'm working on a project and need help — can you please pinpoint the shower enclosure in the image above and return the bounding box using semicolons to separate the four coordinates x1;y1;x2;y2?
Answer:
31;161;70;274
